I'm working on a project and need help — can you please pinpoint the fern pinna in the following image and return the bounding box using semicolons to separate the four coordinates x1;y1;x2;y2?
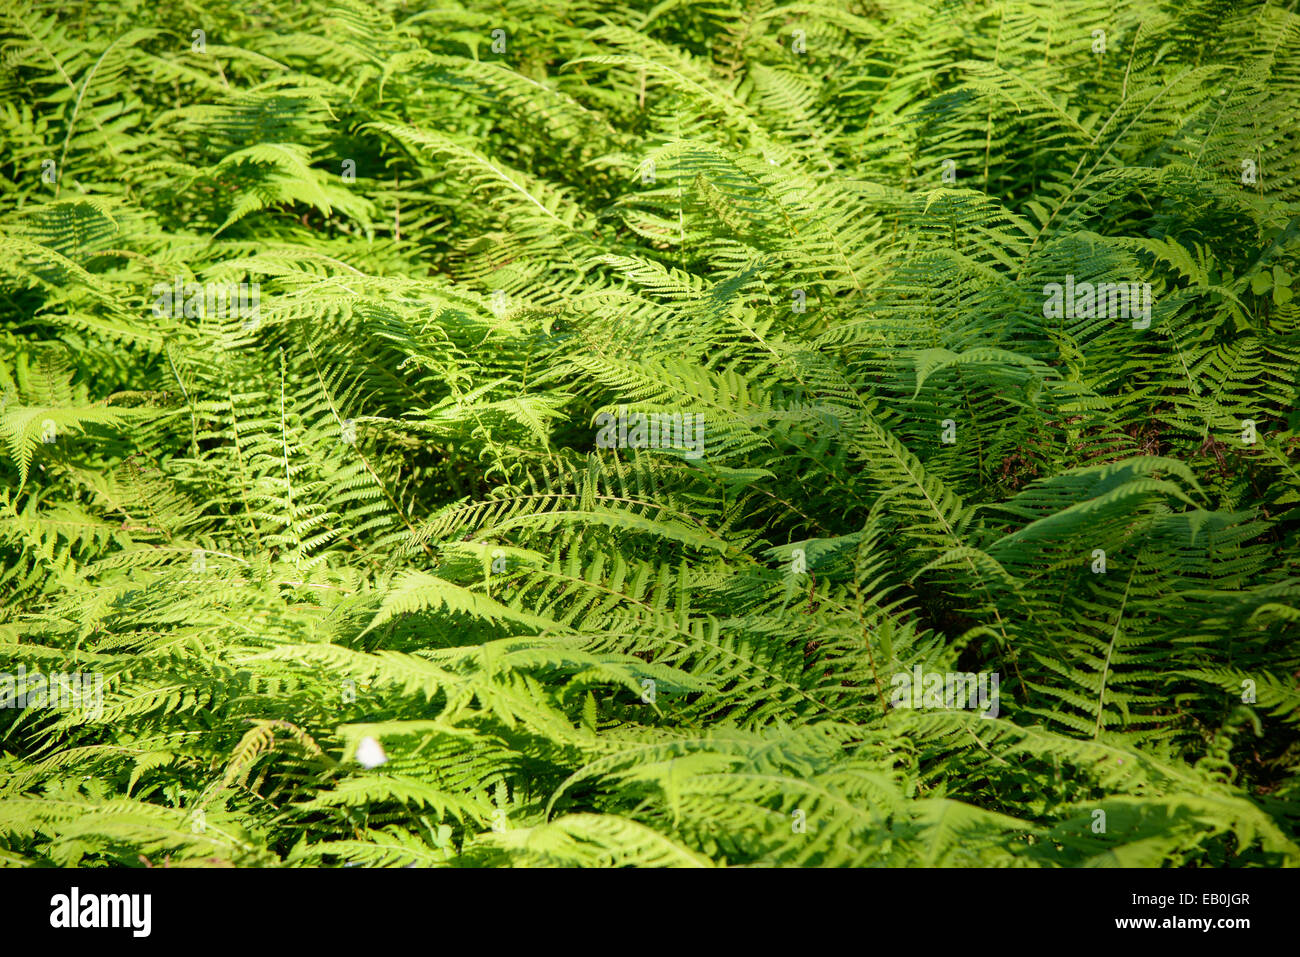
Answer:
0;0;1298;868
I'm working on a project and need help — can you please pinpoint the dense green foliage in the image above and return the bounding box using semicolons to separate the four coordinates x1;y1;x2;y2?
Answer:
1;0;1298;868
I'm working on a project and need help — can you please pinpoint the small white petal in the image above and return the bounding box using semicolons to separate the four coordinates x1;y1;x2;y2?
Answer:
355;736;387;769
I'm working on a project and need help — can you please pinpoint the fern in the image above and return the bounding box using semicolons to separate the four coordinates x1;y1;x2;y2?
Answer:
1;0;1298;869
